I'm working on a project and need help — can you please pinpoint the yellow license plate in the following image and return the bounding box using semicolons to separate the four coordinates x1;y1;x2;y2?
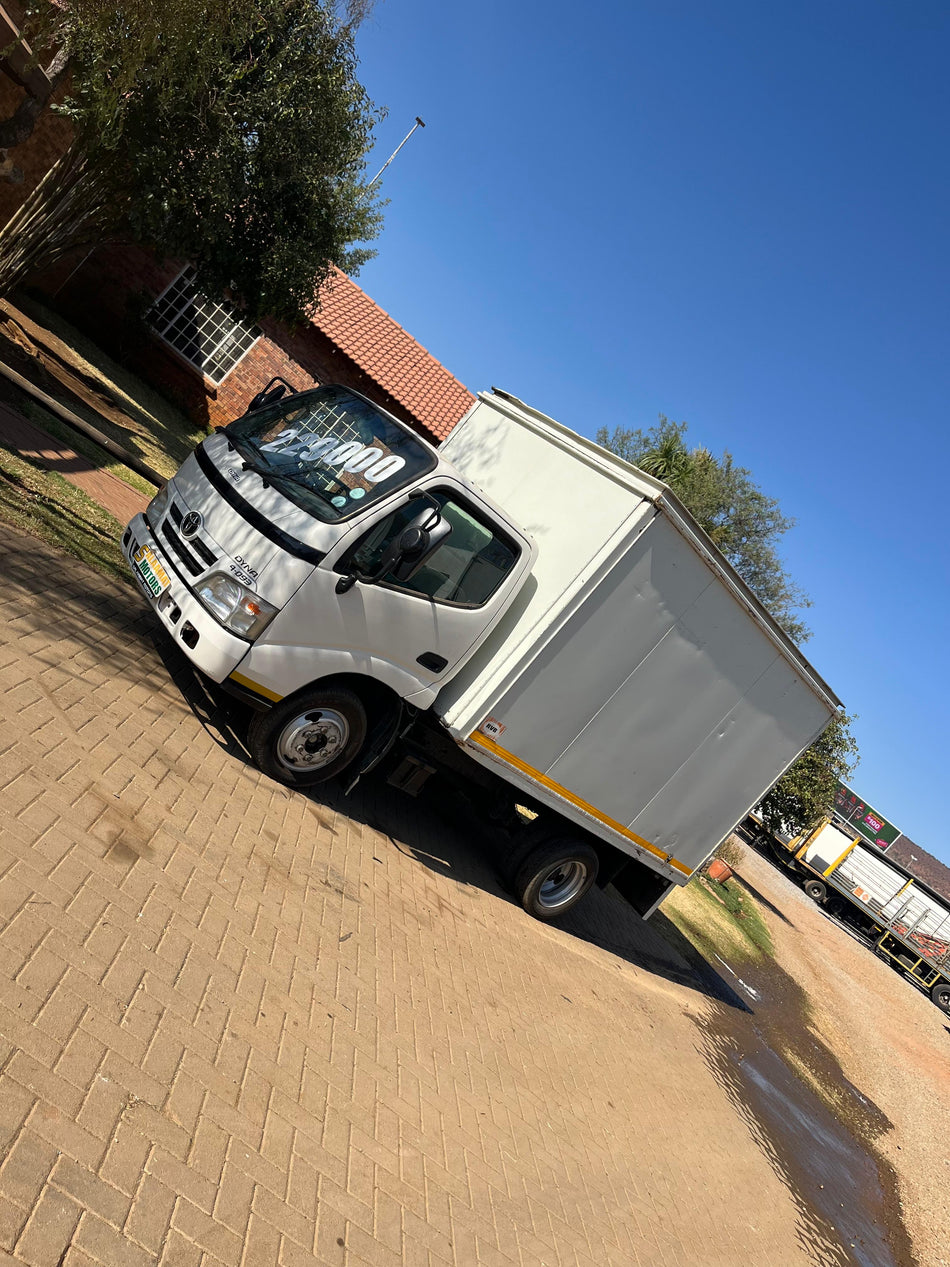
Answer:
133;543;170;597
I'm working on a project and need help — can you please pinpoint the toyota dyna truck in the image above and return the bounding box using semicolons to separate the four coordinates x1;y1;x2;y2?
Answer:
124;382;841;921
770;818;950;1013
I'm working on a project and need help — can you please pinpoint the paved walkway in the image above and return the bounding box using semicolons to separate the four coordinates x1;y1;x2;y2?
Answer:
0;522;824;1266
0;400;150;523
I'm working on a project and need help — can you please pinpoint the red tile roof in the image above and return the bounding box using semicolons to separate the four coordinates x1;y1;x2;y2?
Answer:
310;269;474;442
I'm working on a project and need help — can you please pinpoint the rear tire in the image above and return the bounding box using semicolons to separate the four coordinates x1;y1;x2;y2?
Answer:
512;838;599;921
804;878;827;903
931;979;950;1014
248;687;367;787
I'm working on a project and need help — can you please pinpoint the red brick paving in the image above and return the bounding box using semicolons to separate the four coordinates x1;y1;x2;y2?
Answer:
0;401;150;524
0;523;825;1266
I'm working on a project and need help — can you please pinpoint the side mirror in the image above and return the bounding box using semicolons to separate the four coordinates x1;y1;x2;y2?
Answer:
248;385;286;413
389;519;452;582
374;509;452;583
248;376;297;413
335;506;452;595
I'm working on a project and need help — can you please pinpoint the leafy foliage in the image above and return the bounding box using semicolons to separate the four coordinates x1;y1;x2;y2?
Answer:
596;416;811;643
0;1;383;321
597;415;859;838
759;711;859;838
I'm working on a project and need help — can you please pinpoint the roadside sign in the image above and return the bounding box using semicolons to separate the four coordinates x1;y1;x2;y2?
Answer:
833;782;902;851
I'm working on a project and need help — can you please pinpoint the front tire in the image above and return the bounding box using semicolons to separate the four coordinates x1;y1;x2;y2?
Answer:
804;878;827;903
931;979;950;1014
248;687;367;787
512;838;599;921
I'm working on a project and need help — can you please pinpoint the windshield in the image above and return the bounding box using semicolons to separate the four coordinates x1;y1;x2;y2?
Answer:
224;386;436;522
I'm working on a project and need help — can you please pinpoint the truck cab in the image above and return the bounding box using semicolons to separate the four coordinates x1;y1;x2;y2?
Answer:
123;383;535;785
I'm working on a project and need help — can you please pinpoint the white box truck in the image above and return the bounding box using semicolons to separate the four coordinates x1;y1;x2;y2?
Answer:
123;382;840;921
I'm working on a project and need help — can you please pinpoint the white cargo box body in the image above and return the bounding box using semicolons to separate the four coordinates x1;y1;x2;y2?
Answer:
830;841;950;934
436;391;841;884
831;839;909;910
801;822;860;875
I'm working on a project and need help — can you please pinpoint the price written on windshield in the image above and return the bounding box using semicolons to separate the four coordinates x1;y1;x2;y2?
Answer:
260;430;406;484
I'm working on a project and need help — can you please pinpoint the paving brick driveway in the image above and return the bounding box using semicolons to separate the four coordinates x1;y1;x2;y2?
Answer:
0;528;816;1267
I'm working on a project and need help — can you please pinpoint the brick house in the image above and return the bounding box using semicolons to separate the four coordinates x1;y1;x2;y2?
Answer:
0;5;473;445
40;246;475;444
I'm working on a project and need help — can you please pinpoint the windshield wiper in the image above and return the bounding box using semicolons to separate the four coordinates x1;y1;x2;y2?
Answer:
242;453;338;507
223;431;340;508
267;467;337;506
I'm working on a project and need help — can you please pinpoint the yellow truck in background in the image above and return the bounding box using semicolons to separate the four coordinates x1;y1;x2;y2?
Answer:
769;816;950;1014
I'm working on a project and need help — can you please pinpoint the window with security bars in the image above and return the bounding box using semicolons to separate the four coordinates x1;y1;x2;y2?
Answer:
147;267;260;384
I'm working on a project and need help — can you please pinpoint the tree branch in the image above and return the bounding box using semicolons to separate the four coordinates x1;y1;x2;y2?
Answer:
0;45;69;151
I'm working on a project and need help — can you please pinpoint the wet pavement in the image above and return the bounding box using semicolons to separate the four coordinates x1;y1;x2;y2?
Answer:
687;946;917;1267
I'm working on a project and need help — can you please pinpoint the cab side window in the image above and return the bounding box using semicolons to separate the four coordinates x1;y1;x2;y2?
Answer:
344;492;519;607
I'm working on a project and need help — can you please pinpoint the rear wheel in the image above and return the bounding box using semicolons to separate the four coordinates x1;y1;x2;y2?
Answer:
804;878;827;903
248;687;367;787
512;838;599;921
931;979;950;1014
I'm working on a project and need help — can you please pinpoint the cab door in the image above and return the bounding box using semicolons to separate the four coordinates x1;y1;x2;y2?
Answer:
319;483;525;699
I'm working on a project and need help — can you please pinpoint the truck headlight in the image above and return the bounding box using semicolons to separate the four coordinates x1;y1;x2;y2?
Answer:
195;572;277;638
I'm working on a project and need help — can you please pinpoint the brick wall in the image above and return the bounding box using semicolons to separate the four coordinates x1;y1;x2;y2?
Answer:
38;243;447;442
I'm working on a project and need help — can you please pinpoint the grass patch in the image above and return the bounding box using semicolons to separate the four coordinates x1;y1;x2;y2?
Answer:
666;872;774;965
9;295;206;477
0;444;128;583
15;395;155;497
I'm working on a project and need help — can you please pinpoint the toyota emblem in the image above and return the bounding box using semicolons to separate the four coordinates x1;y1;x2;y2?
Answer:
180;511;203;539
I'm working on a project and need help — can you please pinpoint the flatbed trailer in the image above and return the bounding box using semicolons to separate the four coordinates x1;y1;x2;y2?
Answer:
772;817;950;1013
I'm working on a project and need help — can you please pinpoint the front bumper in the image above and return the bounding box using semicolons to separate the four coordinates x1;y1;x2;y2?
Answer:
123;513;250;683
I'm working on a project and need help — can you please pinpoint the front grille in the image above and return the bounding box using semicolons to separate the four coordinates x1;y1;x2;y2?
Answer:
161;501;219;577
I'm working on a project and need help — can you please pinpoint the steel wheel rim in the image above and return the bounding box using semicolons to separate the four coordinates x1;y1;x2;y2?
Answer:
537;860;588;910
936;986;950;1009
276;707;349;771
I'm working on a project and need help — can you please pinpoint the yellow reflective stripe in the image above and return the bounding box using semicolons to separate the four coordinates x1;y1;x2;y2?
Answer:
468;731;692;876
885;876;914;904
228;671;284;703
794;815;829;860
823;835;860;877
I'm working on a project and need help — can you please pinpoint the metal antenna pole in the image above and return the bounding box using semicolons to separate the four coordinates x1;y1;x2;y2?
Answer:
369;117;426;185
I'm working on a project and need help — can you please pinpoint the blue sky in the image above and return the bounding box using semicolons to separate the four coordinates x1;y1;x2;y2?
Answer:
352;1;950;862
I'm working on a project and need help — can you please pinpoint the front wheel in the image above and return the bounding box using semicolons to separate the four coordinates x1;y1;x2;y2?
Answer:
247;687;367;787
931;979;950;1014
804;878;827;903
512;838;599;921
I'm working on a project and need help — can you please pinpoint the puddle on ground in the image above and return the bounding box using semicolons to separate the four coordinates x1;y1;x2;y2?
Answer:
689;953;918;1267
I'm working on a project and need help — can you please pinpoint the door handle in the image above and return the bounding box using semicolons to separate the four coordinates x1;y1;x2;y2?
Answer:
416;652;448;673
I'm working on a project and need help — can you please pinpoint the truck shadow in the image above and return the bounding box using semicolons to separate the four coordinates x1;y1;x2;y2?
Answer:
148;625;255;765
357;775;753;1014
557;888;753;1013
732;873;797;928
152;627;753;1015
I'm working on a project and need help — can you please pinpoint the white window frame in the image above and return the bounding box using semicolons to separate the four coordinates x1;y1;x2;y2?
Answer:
147;266;260;385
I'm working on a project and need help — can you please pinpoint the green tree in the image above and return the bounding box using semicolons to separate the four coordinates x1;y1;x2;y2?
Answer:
0;0;383;322
596;416;811;643
597;415;859;837
758;711;859;837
